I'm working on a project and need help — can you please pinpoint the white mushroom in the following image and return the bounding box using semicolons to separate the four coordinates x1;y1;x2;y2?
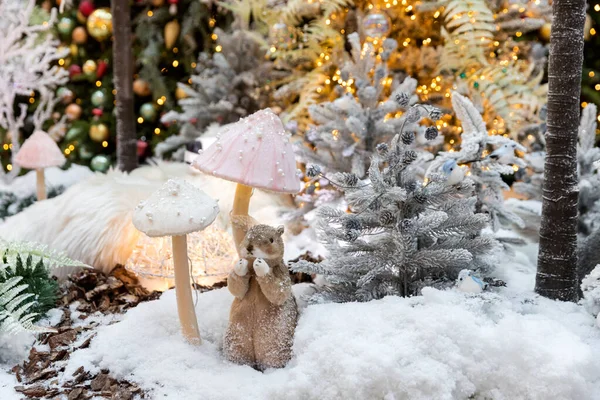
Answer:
132;178;219;345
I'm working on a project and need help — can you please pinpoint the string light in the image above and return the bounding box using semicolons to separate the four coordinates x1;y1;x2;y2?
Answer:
6;164;12;171
102;141;108;148
147;10;153;17
154;128;161;135
137;117;144;124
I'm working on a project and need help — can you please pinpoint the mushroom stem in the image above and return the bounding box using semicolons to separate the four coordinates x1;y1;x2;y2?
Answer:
171;234;201;345
36;169;46;201
232;183;253;253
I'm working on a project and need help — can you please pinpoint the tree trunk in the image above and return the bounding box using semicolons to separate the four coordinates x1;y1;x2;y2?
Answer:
111;0;138;173
535;0;586;301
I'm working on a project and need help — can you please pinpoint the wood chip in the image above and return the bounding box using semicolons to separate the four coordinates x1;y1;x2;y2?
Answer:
90;373;110;391
67;387;85;400
14;385;47;397
48;330;78;349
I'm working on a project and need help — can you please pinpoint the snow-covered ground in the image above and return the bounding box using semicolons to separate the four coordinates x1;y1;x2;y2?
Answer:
46;245;598;400
2;195;600;399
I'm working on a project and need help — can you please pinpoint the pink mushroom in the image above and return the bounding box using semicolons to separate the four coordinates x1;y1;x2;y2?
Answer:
14;131;66;201
192;108;300;251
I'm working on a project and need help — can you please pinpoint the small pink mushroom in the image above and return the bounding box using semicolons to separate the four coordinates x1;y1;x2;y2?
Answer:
14;131;66;201
192;108;300;251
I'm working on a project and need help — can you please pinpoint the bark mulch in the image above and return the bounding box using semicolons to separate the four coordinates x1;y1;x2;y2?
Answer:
11;267;161;399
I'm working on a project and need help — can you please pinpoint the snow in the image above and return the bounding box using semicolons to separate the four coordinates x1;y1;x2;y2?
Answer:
0;368;20;400
0;309;64;398
62;255;600;400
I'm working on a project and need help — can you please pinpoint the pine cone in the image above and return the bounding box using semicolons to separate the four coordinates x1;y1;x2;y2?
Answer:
306;164;322;178
395;92;410;108
379;210;396;225
343;216;362;231
425;126;439;140
403;150;418;164
401;131;415;145
428;107;443;121
399;219;414;233
344;229;360;242
376;143;389;155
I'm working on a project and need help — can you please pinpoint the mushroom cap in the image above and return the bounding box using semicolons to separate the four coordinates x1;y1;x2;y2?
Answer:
14;130;66;170
192;109;301;194
133;178;219;237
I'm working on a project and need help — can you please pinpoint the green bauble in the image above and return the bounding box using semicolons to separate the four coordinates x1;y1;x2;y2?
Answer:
57;17;76;36
90;155;111;172
78;146;95;160
66;126;85;141
91;90;106;107
140;103;157;121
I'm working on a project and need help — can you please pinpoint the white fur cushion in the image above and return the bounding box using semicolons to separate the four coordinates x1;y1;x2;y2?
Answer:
0;162;291;278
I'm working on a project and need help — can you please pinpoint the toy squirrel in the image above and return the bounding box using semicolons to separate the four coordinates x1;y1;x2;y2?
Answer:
223;222;298;371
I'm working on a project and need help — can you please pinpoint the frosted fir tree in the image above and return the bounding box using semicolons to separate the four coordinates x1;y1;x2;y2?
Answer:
292;132;497;302
0;0;68;182
428;92;526;232
158;28;279;157
300;32;443;179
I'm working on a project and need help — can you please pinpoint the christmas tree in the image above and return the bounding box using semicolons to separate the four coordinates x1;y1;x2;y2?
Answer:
292;131;497;302
24;0;221;172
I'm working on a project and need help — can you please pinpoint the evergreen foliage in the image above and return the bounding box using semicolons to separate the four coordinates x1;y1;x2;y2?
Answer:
0;240;88;333
300;32;442;179
292;131;497;303
429;92;526;231
158;28;281;157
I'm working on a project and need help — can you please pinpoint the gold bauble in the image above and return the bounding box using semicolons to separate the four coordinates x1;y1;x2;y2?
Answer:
152;0;165;5
164;20;180;50
540;23;551;41
133;79;152;97
86;8;113;42
82;59;97;75
65;103;82;120
175;86;188;100
72;26;88;44
89;123;110;142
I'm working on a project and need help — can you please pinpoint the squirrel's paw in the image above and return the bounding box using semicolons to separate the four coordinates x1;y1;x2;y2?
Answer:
234;258;249;276
253;258;270;277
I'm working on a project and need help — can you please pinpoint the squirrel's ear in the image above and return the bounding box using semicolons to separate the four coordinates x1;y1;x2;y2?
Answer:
276;225;285;236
